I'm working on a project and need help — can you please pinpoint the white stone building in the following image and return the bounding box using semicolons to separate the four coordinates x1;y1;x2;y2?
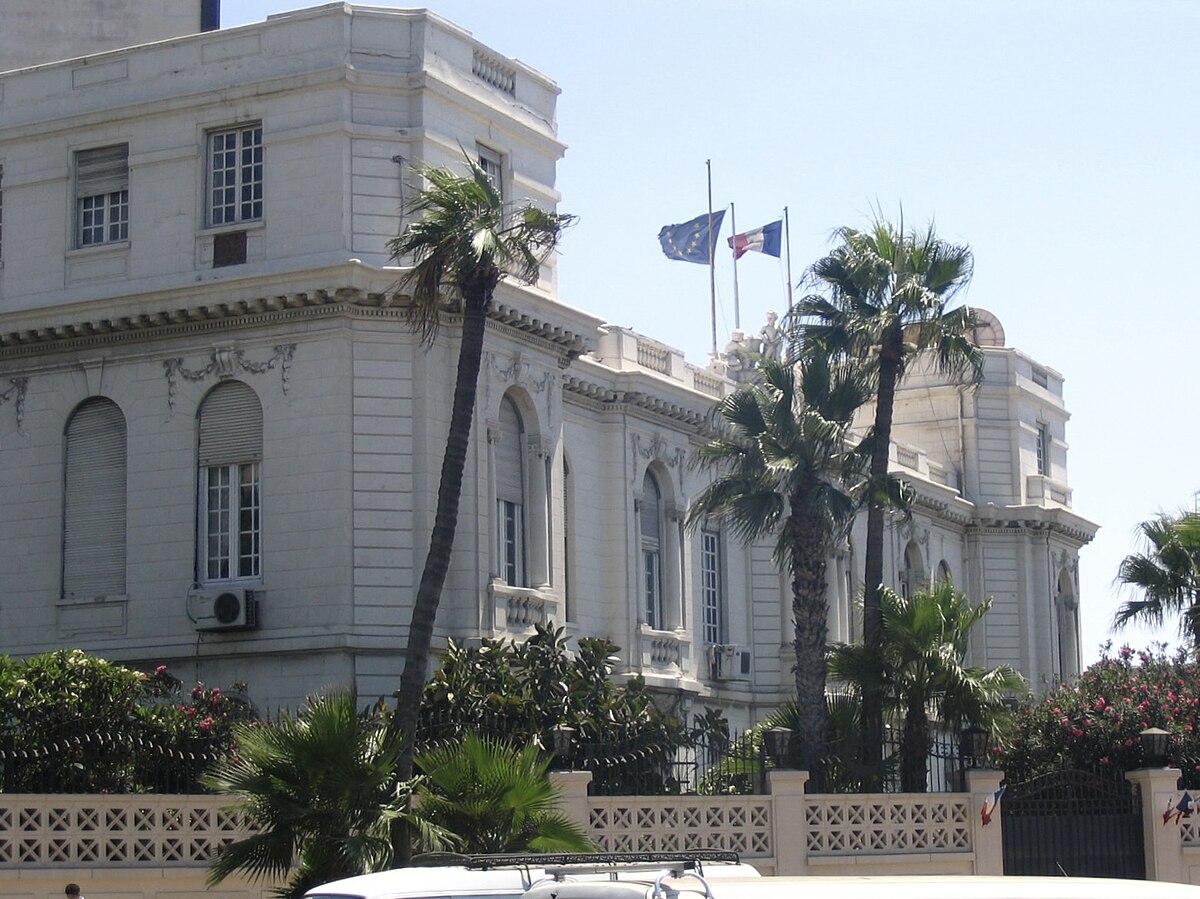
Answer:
0;2;1095;723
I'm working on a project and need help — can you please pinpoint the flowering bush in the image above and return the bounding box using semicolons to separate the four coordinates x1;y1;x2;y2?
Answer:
997;643;1200;780
0;649;252;792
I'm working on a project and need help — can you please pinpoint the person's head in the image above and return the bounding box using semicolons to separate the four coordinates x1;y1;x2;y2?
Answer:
65;885;81;897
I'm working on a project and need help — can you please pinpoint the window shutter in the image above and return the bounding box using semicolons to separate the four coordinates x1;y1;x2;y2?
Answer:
495;398;523;504
63;398;127;597
76;145;128;197
198;381;263;466
640;472;661;542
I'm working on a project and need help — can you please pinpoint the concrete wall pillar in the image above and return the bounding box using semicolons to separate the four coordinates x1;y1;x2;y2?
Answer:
966;768;1005;874
549;769;594;835
768;769;810;875
1127;766;1186;883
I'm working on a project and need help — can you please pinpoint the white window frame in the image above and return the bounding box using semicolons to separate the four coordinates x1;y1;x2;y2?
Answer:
494;396;527;587
201;461;261;582
196;381;263;585
497;497;525;586
207;123;263;227
1036;422;1050;476
701;529;723;645
640;472;664;630
477;144;503;199
75;145;129;248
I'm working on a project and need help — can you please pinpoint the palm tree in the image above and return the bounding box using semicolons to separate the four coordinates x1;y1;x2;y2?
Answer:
688;355;870;782
1115;510;1200;649
385;157;574;808
792;216;981;780
412;733;592;854
828;582;1024;792
203;692;451;898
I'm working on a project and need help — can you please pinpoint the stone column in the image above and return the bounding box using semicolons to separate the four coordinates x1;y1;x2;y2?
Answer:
1127;766;1187;883
526;437;550;589
663;501;683;629
966;768;1005;874
768;769;810;875
485;421;501;581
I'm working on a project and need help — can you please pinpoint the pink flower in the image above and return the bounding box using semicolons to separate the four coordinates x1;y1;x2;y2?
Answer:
155;665;168;675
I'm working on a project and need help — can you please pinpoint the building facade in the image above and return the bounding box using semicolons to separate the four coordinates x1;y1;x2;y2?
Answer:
0;3;1096;725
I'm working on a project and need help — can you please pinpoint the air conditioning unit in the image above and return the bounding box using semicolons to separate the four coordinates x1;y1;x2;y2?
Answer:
708;643;737;681
706;644;752;681
194;588;259;631
736;649;752;678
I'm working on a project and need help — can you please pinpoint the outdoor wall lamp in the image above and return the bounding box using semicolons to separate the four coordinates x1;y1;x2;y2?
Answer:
960;723;991;769
763;726;792;767
1140;726;1172;767
551;724;577;762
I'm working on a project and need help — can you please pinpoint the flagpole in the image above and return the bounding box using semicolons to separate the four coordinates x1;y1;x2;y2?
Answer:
730;201;740;332
707;160;718;357
784;206;794;313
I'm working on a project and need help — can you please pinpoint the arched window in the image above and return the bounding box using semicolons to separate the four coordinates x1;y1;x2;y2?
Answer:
495;396;526;587
197;381;263;582
936;560;953;586
901;540;925;599
63;397;127;598
641;470;664;630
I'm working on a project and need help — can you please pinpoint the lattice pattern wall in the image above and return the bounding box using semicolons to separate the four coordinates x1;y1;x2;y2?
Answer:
805;794;971;855
0;795;252;867
588;797;772;857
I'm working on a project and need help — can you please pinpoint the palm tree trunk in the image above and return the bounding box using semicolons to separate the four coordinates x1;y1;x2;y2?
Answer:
901;698;929;793
390;290;490;860
862;324;904;787
790;504;830;786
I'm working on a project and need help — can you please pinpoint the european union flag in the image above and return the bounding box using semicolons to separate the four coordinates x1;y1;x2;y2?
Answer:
658;210;726;264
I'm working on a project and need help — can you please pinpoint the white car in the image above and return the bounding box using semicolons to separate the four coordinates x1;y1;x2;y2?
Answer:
304;851;759;899
524;874;1200;899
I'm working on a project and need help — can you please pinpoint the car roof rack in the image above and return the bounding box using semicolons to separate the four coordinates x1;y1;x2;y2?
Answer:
410;852;740;871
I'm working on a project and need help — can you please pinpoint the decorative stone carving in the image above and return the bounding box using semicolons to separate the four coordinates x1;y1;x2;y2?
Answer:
0;377;28;433
163;344;295;412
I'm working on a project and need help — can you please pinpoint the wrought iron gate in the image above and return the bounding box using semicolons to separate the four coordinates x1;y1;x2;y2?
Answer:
1001;769;1145;878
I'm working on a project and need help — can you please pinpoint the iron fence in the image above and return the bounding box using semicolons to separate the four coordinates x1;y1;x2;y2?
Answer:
2;712;972;797
0;730;224;794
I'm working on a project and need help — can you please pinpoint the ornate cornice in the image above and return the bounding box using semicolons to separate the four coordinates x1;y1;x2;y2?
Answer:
0;287;591;367
562;375;709;429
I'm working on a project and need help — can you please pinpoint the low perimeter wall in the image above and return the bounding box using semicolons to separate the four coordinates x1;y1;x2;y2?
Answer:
3;768;1198;895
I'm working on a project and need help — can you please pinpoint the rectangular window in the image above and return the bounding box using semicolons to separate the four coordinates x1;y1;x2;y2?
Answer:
477;144;502;199
208;124;263;226
203;462;261;580
75;145;129;247
1;165;4;263
497;498;524;586
701;530;722;645
644;549;662;630
1036;423;1049;476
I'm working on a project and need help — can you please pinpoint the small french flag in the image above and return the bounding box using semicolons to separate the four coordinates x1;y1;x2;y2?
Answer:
981;784;1006;826
728;220;783;260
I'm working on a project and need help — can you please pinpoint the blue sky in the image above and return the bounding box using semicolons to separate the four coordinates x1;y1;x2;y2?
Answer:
229;1;1200;665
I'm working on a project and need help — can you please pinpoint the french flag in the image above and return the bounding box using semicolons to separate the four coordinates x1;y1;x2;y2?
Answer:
728;220;783;260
